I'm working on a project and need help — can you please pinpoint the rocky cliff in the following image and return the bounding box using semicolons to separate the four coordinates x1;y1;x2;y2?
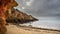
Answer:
6;8;38;24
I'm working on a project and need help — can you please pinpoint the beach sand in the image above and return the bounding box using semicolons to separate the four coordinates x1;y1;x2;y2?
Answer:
6;24;60;34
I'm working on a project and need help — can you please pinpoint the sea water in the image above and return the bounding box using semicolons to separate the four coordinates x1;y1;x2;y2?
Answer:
21;16;60;30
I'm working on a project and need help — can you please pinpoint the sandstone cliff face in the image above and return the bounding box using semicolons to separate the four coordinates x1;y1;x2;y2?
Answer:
0;0;18;34
6;8;38;24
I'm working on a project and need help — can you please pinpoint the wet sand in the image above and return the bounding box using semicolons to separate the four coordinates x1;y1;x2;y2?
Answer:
6;24;60;34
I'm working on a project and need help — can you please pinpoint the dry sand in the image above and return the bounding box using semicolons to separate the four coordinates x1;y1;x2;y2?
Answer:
6;24;60;34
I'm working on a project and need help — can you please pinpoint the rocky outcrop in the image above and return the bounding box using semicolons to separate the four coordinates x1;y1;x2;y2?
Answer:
0;0;18;34
6;8;38;24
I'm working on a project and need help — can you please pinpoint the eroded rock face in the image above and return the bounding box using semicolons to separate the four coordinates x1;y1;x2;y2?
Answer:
6;8;38;24
0;0;18;34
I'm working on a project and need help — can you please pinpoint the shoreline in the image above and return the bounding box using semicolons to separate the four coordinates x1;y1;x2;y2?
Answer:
16;24;60;32
6;24;60;34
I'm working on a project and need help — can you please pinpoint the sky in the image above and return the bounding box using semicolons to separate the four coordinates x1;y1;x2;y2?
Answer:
15;0;60;17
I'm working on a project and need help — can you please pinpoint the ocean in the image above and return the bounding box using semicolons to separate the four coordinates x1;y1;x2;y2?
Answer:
21;16;60;30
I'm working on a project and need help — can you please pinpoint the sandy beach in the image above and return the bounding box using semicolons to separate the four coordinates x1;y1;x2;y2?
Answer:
6;24;60;34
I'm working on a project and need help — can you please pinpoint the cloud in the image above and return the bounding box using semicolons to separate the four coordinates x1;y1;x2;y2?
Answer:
16;0;60;17
30;0;60;16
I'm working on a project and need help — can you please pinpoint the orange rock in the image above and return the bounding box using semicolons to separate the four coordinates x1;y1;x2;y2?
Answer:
0;0;18;34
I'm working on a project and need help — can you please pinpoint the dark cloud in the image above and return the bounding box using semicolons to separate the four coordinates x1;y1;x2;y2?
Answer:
32;0;60;16
16;0;60;17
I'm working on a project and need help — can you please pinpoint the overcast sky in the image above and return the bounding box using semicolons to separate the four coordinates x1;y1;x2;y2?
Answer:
15;0;60;17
